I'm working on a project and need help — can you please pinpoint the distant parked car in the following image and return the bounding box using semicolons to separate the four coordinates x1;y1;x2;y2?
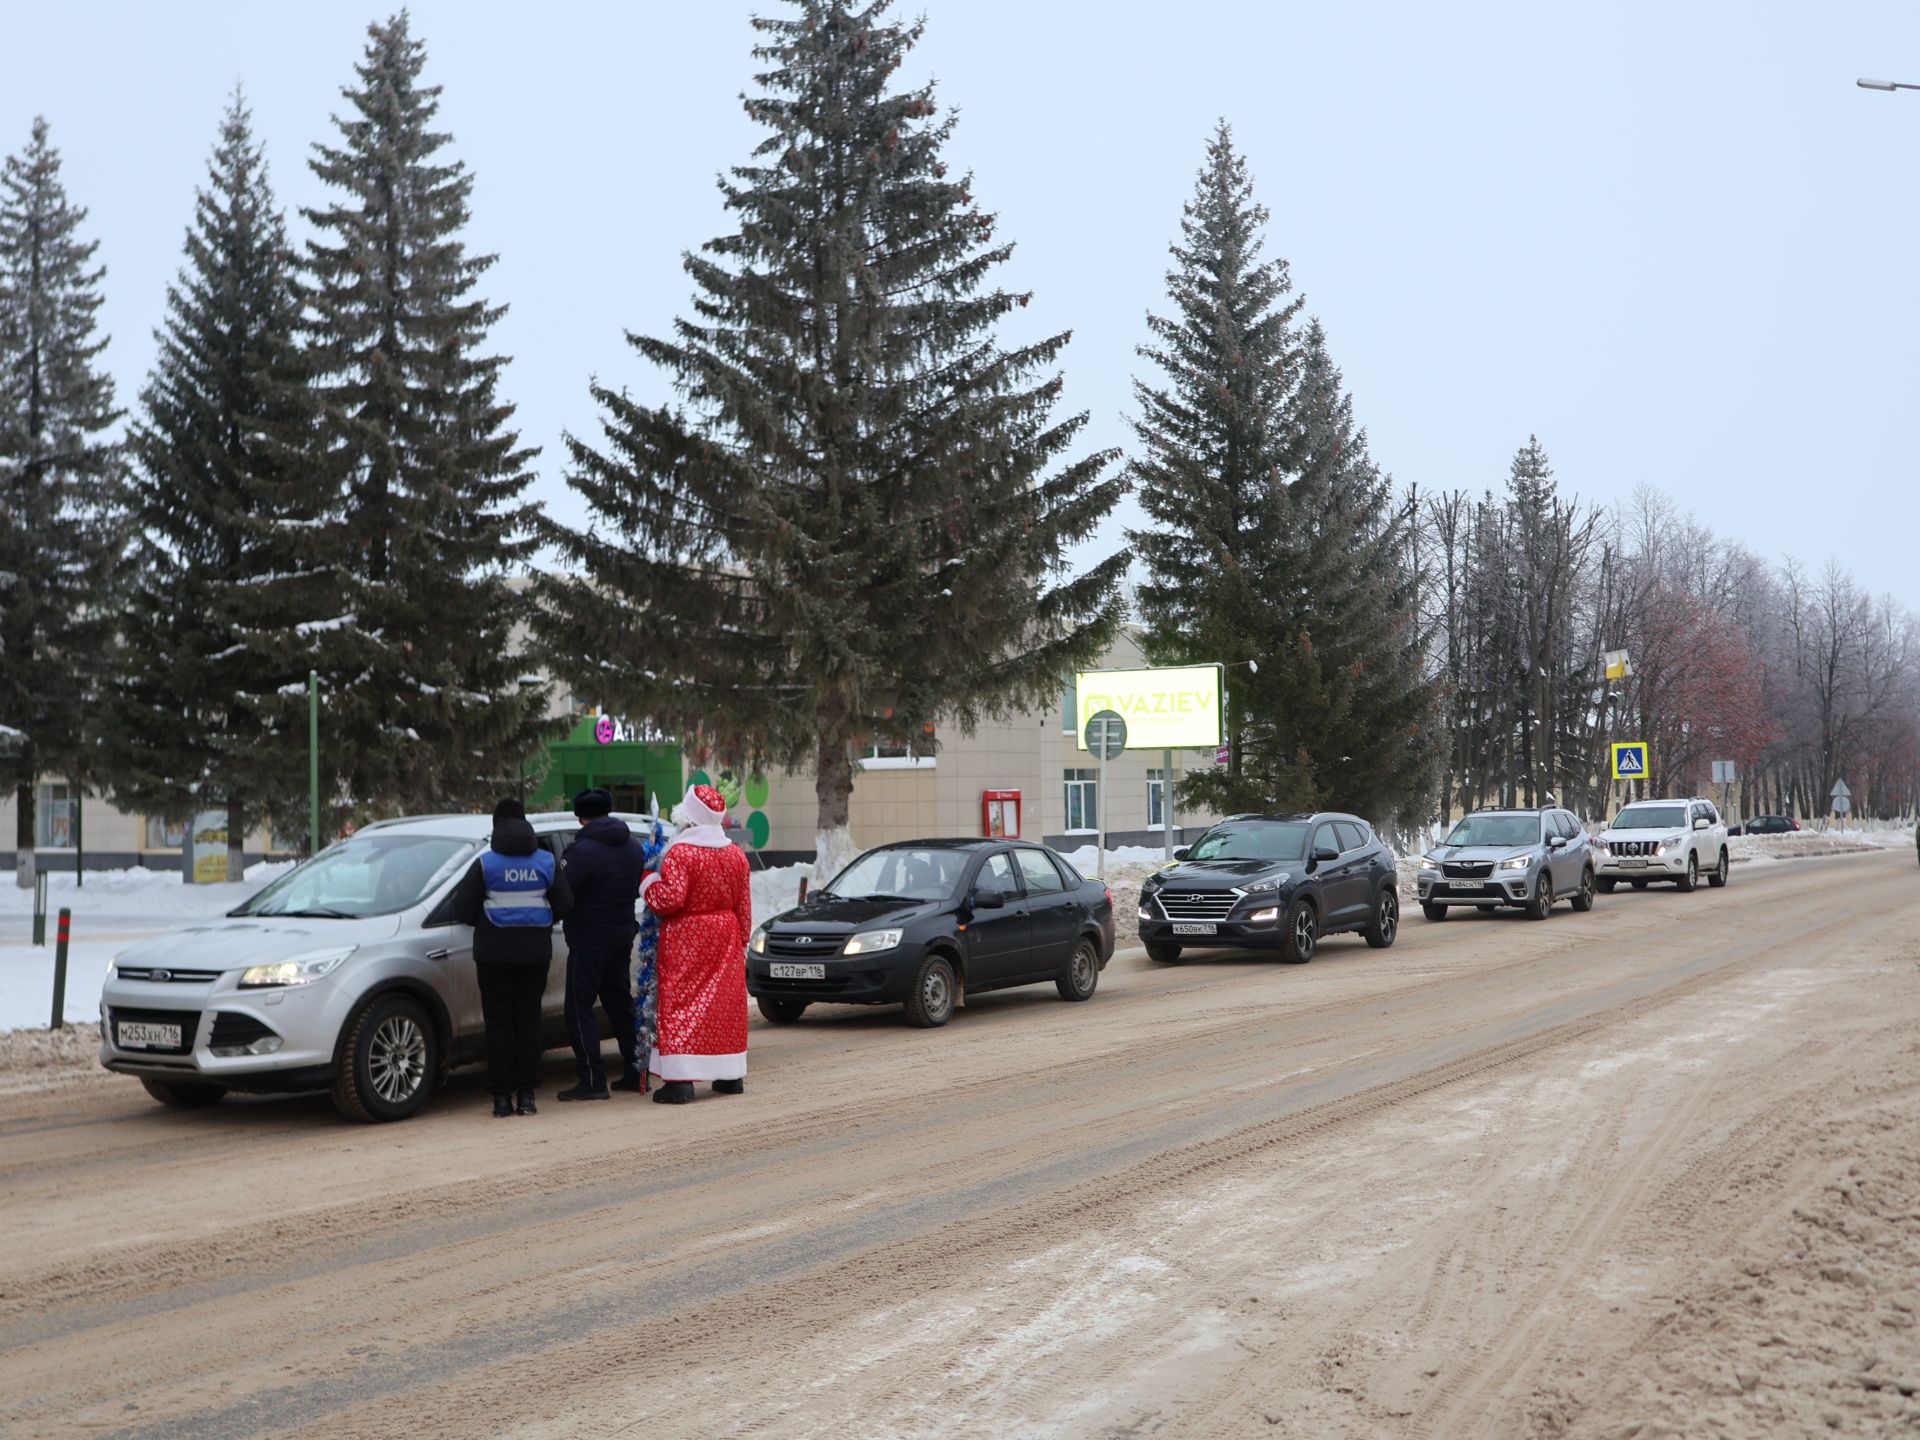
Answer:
1137;812;1400;964
1416;805;1598;920
1729;814;1801;837
100;812;667;1123
747;839;1115;1028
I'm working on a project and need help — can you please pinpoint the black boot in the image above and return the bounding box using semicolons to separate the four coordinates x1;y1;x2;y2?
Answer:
651;1080;695;1105
712;1077;745;1095
516;1090;538;1116
557;1083;610;1102
492;1094;515;1118
610;1071;643;1094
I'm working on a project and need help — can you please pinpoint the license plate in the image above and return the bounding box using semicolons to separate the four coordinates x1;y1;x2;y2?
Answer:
117;1021;182;1050
1446;881;1485;891
1617;858;1645;868
769;962;825;980
1171;923;1218;935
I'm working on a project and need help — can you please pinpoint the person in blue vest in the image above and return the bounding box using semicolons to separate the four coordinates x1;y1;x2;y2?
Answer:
452;798;574;1118
556;787;648;1100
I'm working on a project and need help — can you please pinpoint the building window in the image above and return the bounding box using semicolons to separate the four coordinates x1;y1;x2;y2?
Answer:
144;815;189;850
861;737;935;770
1147;768;1168;829
36;783;76;849
1061;674;1076;734
1063;768;1098;832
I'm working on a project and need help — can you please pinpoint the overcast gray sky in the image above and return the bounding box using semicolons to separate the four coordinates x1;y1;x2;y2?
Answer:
9;1;1920;609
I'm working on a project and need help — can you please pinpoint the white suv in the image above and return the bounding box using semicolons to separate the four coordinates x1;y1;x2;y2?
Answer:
1595;797;1729;893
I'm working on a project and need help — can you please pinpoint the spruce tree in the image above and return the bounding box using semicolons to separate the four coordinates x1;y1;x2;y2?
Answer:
299;14;547;819
537;0;1126;864
1129;125;1439;828
102;92;323;875
0;118;125;887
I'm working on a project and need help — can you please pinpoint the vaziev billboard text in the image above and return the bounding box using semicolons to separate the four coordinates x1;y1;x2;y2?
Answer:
1074;665;1224;752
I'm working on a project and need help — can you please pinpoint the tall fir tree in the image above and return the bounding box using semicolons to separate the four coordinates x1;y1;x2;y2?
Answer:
298;14;547;820
0;118;125;887
102;92;324;875
536;0;1126;865
1129;125;1439;828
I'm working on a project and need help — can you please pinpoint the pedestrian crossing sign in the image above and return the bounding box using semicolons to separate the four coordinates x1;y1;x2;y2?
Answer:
1611;741;1648;779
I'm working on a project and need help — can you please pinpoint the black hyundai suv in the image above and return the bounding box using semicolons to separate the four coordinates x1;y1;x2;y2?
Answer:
747;838;1115;1028
1137;813;1400;965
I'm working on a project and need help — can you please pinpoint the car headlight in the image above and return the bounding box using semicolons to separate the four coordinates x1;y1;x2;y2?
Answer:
1664;836;1683;848
1499;855;1532;871
750;926;768;955
239;947;356;988
843;928;903;956
1420;854;1442;870
1241;872;1292;893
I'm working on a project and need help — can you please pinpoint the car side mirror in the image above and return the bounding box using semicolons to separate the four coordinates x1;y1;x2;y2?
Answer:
972;886;1005;910
1547;835;1566;849
1312;846;1340;864
1692;817;1710;831
1172;847;1190;862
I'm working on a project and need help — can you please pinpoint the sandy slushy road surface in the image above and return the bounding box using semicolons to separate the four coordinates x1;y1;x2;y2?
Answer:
3;849;1919;1439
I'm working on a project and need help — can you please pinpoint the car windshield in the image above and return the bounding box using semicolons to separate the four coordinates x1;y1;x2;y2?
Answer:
1444;815;1541;848
1188;822;1309;863
1614;805;1687;830
234;834;477;918
822;846;970;901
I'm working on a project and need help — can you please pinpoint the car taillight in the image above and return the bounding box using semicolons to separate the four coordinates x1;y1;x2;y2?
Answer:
1104;887;1113;906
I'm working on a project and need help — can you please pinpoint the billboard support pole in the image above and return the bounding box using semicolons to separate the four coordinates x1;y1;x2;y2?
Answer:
1161;747;1174;861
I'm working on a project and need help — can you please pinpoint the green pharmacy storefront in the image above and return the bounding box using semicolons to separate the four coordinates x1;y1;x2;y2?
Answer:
526;715;775;853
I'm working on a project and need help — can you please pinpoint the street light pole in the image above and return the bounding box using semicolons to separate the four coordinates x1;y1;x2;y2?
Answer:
1859;78;1920;92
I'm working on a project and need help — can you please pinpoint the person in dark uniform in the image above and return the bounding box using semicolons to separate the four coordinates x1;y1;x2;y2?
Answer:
452;798;574;1118
556;787;647;1100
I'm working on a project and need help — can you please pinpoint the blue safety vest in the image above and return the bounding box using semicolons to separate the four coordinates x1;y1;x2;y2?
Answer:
480;848;556;928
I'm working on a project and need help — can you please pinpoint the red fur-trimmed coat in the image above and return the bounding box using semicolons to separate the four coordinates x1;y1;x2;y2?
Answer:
641;841;752;1081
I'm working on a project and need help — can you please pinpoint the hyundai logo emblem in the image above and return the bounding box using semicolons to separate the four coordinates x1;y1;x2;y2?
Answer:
150;969;172;983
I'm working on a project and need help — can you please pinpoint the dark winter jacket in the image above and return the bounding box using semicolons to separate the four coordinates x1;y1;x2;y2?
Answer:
452;817;574;967
561;815;646;954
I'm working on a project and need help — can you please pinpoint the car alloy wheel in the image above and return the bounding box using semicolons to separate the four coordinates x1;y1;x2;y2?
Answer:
1365;886;1398;948
1709;849;1730;888
1527;872;1553;920
1281;900;1317;963
369;1013;428;1106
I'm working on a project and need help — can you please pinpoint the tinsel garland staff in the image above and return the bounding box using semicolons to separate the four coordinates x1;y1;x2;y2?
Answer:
630;817;668;1095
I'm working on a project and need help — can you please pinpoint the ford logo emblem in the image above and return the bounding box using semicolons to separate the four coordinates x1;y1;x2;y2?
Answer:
150;969;172;983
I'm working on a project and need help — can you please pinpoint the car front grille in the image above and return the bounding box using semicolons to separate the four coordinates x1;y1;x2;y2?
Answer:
765;934;844;958
1155;892;1238;921
1609;840;1657;857
104;1006;200;1055
115;966;221;984
1442;861;1494;878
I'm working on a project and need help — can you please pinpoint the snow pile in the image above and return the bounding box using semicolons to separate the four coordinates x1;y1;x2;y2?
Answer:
0;862;288;927
1729;825;1913;863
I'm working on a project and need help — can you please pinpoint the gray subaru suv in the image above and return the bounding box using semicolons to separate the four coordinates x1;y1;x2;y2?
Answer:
98;812;664;1122
1414;805;1598;921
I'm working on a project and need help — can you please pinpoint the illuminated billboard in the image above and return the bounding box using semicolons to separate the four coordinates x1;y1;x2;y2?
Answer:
1074;664;1224;751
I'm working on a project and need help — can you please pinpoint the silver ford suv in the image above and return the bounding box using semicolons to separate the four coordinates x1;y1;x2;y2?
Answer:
1415;805;1598;921
1595;797;1729;893
98;812;664;1123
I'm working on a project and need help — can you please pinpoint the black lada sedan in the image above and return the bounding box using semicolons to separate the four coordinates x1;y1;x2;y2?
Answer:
1137;813;1400;965
747;838;1116;1028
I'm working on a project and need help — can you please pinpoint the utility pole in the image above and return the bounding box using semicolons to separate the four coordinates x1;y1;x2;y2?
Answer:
308;671;320;856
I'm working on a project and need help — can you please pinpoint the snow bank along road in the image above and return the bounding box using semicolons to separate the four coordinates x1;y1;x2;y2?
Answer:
3;850;1918;1439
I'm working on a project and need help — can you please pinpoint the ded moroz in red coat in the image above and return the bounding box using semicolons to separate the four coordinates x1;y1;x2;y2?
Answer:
641;785;752;1083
